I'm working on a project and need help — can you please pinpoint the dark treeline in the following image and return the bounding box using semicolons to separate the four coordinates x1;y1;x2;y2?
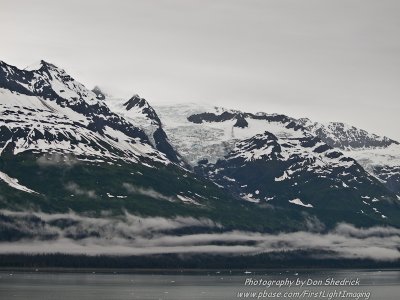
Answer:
0;251;398;270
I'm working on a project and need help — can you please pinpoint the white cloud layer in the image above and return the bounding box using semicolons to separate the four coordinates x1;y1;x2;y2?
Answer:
37;153;79;168
122;182;175;202
64;182;96;199
0;210;399;261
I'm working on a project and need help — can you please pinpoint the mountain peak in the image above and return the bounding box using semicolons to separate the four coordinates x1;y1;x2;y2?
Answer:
39;60;66;74
0;60;18;72
297;118;312;126
40;60;54;68
92;86;107;100
124;94;149;110
302;120;399;150
23;60;58;72
122;94;162;127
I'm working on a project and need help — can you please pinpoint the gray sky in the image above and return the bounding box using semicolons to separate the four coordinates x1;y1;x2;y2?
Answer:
1;0;399;140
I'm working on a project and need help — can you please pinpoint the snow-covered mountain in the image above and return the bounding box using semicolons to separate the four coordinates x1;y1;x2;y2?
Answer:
0;60;223;222
298;119;398;149
0;60;178;165
342;145;400;193
103;93;184;164
1;60;399;231
297;118;400;194
156;103;399;222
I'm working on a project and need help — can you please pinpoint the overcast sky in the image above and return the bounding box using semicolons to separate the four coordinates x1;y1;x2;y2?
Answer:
1;0;399;140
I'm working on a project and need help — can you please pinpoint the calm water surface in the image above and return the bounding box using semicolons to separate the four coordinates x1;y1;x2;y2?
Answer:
0;269;399;300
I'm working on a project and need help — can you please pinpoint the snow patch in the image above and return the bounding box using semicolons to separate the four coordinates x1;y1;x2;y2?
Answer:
176;195;202;206
0;171;38;194
242;193;260;203
275;171;290;182
288;198;313;208
223;176;236;182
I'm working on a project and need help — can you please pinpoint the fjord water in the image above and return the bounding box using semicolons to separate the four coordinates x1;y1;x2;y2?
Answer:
0;269;399;300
